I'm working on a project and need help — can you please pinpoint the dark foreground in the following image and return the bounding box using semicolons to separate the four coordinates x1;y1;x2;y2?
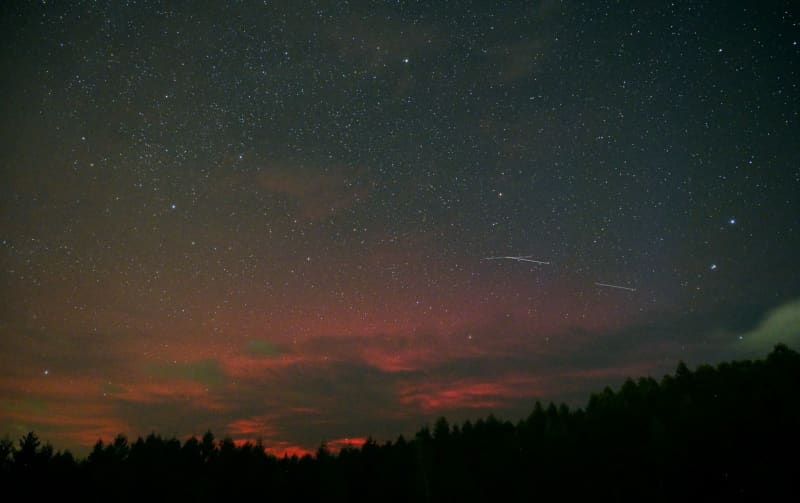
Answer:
2;345;798;501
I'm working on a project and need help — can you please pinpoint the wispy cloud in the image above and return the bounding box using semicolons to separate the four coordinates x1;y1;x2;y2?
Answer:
257;164;370;220
145;359;227;387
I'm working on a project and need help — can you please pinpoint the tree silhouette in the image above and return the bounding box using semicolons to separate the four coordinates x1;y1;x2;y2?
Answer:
0;436;12;472
14;432;42;471
3;345;799;501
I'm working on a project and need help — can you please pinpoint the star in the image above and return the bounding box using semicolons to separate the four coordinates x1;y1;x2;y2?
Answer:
1;0;796;459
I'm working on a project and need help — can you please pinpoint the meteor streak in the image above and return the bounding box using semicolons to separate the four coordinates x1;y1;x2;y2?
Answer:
595;282;636;292
483;255;551;265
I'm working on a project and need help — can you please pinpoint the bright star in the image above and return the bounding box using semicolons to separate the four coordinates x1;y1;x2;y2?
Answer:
729;218;735;225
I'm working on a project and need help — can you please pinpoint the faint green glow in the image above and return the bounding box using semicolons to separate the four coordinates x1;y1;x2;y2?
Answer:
740;298;800;352
246;339;281;358
146;359;225;387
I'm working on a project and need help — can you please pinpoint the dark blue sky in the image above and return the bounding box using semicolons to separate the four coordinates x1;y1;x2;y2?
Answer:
1;0;798;455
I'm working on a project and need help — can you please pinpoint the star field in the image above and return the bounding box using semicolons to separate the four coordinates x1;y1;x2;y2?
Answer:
1;0;799;455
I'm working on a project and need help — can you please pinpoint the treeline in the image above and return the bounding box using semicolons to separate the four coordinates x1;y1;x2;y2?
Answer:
2;345;799;501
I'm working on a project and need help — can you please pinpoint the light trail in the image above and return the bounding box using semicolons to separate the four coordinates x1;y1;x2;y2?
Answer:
483;255;551;265
595;282;636;292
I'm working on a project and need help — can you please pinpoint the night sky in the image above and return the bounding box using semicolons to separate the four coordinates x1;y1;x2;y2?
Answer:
2;0;799;456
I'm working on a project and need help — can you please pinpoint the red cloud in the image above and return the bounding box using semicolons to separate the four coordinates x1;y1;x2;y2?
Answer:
398;375;542;413
325;436;367;451
1;400;131;450
264;443;316;459
226;416;278;438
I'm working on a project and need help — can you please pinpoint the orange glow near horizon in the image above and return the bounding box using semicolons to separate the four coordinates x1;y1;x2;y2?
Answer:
0;233;673;458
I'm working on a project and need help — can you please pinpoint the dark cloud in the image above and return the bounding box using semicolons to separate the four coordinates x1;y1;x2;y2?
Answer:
256;164;370;220
145;359;227;388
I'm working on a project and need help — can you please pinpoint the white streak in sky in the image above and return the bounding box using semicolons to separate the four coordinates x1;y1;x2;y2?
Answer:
595;282;636;292
483;255;551;265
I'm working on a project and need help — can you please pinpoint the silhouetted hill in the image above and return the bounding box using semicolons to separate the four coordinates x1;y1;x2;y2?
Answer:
2;345;798;501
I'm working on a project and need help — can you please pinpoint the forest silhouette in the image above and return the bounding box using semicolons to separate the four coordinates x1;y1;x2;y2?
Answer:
2;345;798;501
